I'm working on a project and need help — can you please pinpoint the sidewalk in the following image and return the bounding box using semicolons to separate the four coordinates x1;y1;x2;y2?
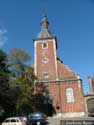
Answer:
47;116;94;125
47;117;62;125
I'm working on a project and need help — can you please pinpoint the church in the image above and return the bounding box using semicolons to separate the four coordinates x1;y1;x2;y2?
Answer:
33;16;94;117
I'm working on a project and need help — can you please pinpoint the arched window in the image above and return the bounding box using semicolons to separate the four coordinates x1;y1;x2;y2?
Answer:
42;42;48;49
66;88;75;103
87;98;94;116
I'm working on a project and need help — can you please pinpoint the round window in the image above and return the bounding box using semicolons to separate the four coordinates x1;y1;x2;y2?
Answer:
42;58;49;64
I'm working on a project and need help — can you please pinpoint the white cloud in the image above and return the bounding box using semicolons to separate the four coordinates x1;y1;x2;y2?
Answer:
0;29;8;48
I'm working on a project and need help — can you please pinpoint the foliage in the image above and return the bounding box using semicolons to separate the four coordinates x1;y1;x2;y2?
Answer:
8;48;36;114
8;48;31;78
15;67;37;114
0;48;55;116
0;48;37;115
31;93;46;113
0;86;20;114
0;49;9;77
9;48;31;63
0;49;18;114
0;49;9;95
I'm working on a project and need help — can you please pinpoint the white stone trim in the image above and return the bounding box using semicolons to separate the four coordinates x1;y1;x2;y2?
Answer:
62;112;85;118
53;112;85;118
42;42;48;49
53;38;58;80
34;40;37;76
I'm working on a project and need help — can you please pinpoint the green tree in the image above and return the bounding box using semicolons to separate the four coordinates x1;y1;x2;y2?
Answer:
8;48;36;114
8;48;31;78
16;66;37;114
0;49;19;115
31;93;46;113
0;49;9;113
31;93;55;116
0;49;9;78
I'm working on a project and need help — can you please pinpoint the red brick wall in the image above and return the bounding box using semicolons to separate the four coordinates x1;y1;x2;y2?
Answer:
34;38;85;114
62;82;84;112
57;60;77;80
88;76;94;94
49;81;84;113
35;39;57;81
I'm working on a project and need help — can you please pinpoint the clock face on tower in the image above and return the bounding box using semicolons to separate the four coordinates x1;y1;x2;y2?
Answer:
42;58;49;64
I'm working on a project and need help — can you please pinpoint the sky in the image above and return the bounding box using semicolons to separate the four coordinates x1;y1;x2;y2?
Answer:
0;0;94;93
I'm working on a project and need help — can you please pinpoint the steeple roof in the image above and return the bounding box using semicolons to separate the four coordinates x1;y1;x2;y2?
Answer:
37;15;53;39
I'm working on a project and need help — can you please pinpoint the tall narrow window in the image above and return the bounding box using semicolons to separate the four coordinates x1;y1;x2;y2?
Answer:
66;88;75;103
43;73;49;80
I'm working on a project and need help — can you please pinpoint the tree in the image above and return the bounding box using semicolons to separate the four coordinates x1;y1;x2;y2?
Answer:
15;66;37;114
31;93;55;116
0;49;9;78
8;48;31;78
8;48;36;114
31;93;46;113
9;48;31;62
0;49;9;109
0;49;19;115
0;48;37;115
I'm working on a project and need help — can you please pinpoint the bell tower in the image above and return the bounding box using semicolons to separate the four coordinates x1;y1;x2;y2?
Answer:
33;16;85;116
34;16;58;83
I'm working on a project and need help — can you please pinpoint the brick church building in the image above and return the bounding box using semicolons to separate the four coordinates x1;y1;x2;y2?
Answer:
33;16;94;117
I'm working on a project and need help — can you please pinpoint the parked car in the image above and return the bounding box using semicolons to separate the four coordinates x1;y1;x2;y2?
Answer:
88;112;94;117
2;117;27;125
28;112;48;125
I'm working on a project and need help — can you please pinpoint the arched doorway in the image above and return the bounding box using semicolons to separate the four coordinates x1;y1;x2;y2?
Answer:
87;98;94;117
43;95;55;116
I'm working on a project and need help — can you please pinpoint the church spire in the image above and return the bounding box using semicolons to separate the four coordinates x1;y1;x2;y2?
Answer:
37;15;53;39
41;15;49;29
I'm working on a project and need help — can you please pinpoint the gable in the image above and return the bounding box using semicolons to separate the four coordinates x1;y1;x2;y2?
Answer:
57;60;77;80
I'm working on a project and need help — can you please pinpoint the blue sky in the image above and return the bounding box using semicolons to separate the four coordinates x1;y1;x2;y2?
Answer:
0;0;94;93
